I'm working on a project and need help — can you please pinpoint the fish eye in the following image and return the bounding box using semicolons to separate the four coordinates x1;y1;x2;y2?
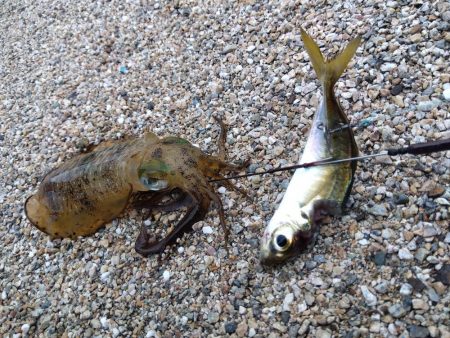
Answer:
276;234;288;247
273;233;291;252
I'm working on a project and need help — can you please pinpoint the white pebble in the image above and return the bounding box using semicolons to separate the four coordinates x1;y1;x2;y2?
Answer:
217;186;227;194
360;285;377;306
443;88;450;101
177;246;185;254
162;270;171;281
297;301;308;313
399;283;413;295
282;293;294;311
21;324;30;334
117;116;124;124
398;248;414;260
100;317;109;329
202;226;214;234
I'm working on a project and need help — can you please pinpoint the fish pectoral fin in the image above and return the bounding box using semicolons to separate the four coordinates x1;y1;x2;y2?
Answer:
310;199;342;224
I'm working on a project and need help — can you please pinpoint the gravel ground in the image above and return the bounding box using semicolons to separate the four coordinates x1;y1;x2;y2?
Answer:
1;0;450;337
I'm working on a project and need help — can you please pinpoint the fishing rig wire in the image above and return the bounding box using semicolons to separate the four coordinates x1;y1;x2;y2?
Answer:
210;138;450;182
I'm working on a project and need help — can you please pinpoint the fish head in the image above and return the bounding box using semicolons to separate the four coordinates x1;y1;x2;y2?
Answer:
260;217;312;266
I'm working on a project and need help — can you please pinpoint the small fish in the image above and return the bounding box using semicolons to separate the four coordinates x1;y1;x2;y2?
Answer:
260;29;361;265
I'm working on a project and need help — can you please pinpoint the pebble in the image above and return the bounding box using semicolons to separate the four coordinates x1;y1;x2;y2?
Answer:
360;286;377;306
399;283;413;296
394;194;409;205
409;325;430;338
162;270;171;281
373;251;387;266
443;88;450;101
388;303;409;318
398;248;414;260
202;226;214;235
368;204;388;216
224;322;237;334
316;328;332;338
282;293;294;312
21;324;30;334
236;322;248;337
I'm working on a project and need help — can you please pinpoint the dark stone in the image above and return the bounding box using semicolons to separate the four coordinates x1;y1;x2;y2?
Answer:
408;325;430;338
281;311;290;324
391;83;403;95
393;193;409;205
288;324;300;338
224;322;237;334
435;264;450;286
373;251;387;266
146;101;155;110
407;277;426;292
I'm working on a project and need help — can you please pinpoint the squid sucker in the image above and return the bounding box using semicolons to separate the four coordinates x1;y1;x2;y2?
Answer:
25;119;247;256
260;29;361;265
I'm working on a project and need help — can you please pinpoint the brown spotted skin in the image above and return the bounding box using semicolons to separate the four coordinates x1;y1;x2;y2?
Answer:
25;125;247;255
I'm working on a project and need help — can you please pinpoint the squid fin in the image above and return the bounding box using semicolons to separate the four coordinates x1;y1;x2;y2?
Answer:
300;28;361;86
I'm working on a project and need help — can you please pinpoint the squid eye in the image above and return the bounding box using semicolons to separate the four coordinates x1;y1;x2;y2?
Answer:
140;177;169;191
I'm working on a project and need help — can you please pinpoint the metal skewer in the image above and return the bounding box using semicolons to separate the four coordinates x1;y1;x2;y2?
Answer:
210;138;450;183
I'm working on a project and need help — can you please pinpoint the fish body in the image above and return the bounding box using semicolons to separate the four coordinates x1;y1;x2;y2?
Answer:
260;29;361;265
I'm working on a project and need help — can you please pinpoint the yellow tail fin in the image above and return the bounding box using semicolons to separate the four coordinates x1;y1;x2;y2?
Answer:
300;28;361;86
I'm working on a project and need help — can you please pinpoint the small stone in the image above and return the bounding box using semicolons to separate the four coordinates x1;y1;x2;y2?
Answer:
282;293;294;311
297;301;308;313
202;226;214;235
373;251;387;266
435;197;450;206
91;319;101;329
435;264;450;286
374;281;389;294
409;325;430;338
111;255;120;266
224;322;237;334
393;194;409;205
400;283;413;296
415;248;428;262
423;226;438;237
236;322;248;337
368;204;388;216
119;65;128;74
418;101;435;112
428;185;445;198
162;270;171;281
360;285;377;306
391;84;403;95
443;88;450;101
388;303;408;318
410;33;422;43
298;320;310;335
398;248;414;260
381;228;395;239
207;312;219;324
381;63;396;72
412;298;429;311
281;311;290;324
407;277;426;292
316;328;331;338
21;324;30;334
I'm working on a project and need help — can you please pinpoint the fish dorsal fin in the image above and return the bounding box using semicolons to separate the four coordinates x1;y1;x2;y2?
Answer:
300;28;361;86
